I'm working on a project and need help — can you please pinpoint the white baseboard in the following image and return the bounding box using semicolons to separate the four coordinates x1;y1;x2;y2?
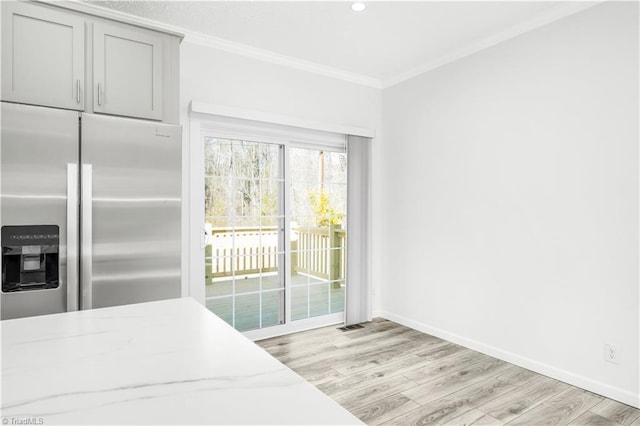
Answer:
378;310;640;409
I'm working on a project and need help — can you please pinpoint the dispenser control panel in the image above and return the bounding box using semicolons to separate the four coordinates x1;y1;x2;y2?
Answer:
2;225;60;292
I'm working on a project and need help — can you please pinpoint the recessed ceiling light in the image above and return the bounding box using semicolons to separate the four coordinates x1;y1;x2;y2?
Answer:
351;2;366;12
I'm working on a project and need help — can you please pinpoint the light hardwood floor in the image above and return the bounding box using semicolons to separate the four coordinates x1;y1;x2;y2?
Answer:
257;319;640;426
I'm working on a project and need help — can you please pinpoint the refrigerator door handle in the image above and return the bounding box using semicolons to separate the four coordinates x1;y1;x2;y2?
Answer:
67;164;79;312
81;164;93;310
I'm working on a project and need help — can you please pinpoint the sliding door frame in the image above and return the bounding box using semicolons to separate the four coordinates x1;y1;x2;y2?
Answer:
189;117;347;341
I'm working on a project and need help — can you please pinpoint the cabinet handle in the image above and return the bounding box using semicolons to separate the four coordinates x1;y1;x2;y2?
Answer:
97;83;102;106
76;80;81;104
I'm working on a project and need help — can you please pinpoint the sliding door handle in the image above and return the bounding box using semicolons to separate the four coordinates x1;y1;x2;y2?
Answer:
67;164;79;311
81;164;93;310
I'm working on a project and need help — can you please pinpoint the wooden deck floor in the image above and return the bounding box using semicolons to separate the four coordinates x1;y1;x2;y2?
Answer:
257;319;640;426
206;273;345;331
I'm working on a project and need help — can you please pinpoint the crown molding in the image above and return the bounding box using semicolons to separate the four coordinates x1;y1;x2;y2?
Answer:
184;32;383;89
41;0;601;91
382;1;602;88
41;0;381;88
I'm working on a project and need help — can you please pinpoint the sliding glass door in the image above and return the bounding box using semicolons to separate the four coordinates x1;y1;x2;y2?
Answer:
204;138;285;331
204;137;347;333
289;147;347;321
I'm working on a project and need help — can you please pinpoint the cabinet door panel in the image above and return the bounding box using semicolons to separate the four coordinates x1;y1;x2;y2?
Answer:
93;23;163;120
1;2;84;110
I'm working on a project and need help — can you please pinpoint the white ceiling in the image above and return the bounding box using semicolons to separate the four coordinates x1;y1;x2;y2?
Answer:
86;1;595;87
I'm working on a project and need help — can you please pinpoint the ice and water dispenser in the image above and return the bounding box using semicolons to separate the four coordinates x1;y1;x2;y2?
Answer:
2;225;60;292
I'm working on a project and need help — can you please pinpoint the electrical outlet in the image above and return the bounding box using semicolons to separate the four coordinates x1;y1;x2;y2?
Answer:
604;344;619;364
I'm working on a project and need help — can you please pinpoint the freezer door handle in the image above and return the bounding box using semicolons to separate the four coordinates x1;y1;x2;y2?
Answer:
81;164;93;309
67;164;79;311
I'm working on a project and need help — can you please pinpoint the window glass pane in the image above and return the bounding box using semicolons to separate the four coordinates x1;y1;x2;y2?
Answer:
205;177;232;222
291;285;308;321
323;151;347;184
235;293;260;332
290;147;321;184
262;290;284;328
309;282;329;318
260;179;281;218
322;183;347;225
206;297;232;326
330;281;345;314
234;278;260;296
290;184;313;221
207;275;233;298
234;178;260;219
259;224;280;258
290;253;309;286
261;271;283;291
204;138;232;177
233;141;261;179
260;144;281;179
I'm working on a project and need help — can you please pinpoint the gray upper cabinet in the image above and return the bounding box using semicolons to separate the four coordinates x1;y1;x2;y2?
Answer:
1;1;85;111
1;2;181;123
93;22;164;121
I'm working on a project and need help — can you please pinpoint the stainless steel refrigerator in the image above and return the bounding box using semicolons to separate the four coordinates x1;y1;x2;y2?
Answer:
1;102;181;320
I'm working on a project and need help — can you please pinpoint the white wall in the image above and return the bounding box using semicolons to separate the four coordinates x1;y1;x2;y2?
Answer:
178;42;383;311
381;2;639;406
176;0;638;407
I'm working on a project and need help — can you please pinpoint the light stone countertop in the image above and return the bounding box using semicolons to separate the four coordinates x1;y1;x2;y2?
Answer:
1;297;362;425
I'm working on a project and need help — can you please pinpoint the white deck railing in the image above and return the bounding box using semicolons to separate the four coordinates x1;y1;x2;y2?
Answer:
208;226;345;283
